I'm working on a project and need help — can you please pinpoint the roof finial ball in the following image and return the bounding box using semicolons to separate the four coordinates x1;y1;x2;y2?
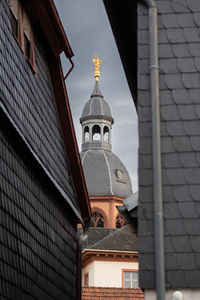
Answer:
92;55;102;81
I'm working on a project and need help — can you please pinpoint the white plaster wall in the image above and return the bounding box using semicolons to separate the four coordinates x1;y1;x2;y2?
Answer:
82;260;138;287
145;289;200;300
82;261;96;287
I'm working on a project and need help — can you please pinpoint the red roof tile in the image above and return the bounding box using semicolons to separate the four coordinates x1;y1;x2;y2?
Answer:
82;287;144;300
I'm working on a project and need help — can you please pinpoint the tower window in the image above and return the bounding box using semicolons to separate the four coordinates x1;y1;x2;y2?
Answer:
91;211;104;227
92;125;101;141
116;214;126;228
116;169;126;182
84;126;89;142
103;126;109;143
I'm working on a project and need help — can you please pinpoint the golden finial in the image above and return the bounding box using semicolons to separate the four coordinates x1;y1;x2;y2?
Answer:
92;55;102;81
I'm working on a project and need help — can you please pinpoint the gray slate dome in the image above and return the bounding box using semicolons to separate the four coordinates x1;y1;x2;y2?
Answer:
80;149;132;198
80;81;114;124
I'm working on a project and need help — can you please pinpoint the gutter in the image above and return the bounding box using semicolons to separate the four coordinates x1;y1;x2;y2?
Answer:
139;0;165;299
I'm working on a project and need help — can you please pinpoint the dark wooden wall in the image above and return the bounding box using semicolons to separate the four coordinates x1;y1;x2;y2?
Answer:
0;0;81;298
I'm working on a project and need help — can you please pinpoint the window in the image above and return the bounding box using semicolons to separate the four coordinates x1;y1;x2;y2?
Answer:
84;126;89;142
103;126;109;143
92;125;101;141
84;273;89;287
122;270;138;288
116;169;126;182
9;0;36;73
116;214;126;228
91;211;104;227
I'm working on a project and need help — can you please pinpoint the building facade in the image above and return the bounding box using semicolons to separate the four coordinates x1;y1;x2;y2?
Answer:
104;0;200;299
0;0;90;299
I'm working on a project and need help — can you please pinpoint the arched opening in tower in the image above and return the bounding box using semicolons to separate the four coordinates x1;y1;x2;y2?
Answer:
84;126;89;141
91;211;104;227
92;125;101;141
103;126;109;143
116;214;126;228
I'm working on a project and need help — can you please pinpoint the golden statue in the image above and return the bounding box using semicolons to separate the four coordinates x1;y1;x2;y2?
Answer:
92;56;102;81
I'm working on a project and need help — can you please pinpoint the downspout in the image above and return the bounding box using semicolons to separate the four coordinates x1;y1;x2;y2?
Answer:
139;0;165;299
64;57;74;80
76;231;88;300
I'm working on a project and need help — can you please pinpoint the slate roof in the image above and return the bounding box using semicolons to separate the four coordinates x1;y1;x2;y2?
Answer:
80;81;113;123
137;0;200;289
81;149;132;198
82;226;137;252
104;0;200;290
82;287;144;300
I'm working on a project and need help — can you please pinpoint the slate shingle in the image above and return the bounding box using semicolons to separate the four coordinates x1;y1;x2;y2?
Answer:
183;120;200;135
171;0;189;13
166;219;186;236
157;1;173;14
177;13;195;27
171;236;192;253
162;185;174;202
165;74;184;89
189;89;200;103
165;253;182;270
183;73;200;88
193;13;200;26
139;122;152;137
185;271;200;287
179;202;198;218
161;137;175;153
172;89;191;104
179;152;198;168
162;153;180;168
167;28;185;43
166;169;186;185
189;185;200;201
162;14;179;28
184;219;200;235
161;105;179;121
164;202;181;219
187;0;200;12
194;57;200;72
166;121;185;136
191;136;200;151
167;270;187;288
190;237;200;252
178;105;196;120
160;58;178;74
184;168;200;184
183;28;200;42
177;57;196;73
189;43;200;57
159;44;174;58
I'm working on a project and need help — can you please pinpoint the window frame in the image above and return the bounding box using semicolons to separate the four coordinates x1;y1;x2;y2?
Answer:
116;168;126;183
122;269;139;289
9;0;36;74
84;272;89;287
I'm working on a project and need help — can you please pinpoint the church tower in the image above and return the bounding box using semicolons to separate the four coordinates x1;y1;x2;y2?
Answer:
80;56;132;228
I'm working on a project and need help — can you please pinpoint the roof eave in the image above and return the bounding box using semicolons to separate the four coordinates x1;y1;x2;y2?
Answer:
30;0;73;58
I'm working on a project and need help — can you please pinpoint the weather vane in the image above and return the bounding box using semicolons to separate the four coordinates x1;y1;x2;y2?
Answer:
92;55;102;81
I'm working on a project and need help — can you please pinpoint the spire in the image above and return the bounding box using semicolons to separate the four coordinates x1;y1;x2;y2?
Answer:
92;55;102;81
91;81;103;98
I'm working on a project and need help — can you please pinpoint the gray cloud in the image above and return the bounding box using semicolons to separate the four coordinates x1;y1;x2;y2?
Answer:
54;0;138;191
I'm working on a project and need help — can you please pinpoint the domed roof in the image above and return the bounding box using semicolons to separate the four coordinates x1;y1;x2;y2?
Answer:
80;81;114;124
80;149;133;198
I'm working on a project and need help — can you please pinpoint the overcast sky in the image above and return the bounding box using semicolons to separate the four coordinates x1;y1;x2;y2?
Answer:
54;0;138;192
